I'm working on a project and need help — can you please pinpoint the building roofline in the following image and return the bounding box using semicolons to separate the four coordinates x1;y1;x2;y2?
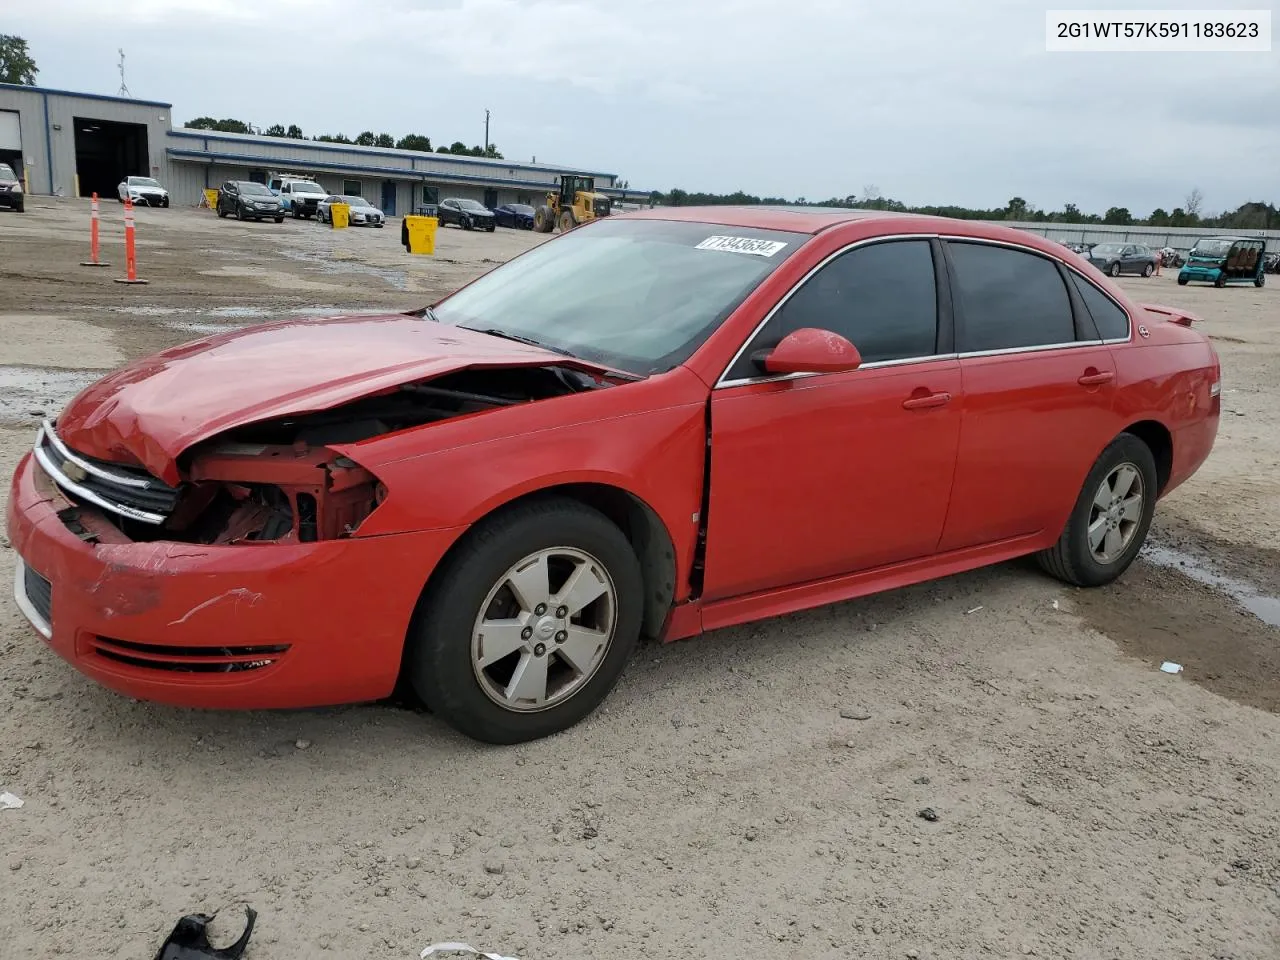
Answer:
167;128;618;178
167;147;645;196
0;81;171;109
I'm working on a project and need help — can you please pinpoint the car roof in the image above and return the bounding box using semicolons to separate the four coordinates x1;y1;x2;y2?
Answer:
619;205;926;234
614;205;1085;258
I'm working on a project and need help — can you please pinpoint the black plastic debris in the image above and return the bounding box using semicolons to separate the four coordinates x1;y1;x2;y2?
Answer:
153;906;257;960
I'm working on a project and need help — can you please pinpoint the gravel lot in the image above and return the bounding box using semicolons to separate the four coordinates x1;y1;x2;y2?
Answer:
1;199;1278;960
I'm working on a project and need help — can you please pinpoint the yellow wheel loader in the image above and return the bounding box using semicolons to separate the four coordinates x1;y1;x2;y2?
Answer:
532;175;612;233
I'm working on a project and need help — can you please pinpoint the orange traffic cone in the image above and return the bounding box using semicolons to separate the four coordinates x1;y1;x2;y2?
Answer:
113;197;149;285
79;193;111;267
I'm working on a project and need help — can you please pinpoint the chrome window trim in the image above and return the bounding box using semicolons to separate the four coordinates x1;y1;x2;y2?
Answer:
31;442;167;525
40;420;153;490
713;231;1126;389
13;558;52;640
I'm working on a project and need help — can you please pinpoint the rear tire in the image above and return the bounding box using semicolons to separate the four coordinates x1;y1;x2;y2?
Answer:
558;209;577;232
407;497;643;744
1036;433;1158;588
1256;275;1265;287
1177;276;1188;285
1214;273;1227;288
274;217;284;223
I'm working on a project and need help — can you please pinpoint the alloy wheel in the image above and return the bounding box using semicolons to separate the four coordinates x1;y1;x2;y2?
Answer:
470;547;616;712
1088;463;1144;564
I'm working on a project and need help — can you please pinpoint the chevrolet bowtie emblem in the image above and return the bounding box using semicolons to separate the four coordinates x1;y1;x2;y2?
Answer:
61;460;87;483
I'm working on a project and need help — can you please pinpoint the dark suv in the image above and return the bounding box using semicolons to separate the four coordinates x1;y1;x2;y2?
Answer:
437;198;496;231
0;162;24;213
216;181;285;222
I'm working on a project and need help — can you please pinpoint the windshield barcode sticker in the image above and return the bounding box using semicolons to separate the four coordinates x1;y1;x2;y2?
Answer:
695;236;788;257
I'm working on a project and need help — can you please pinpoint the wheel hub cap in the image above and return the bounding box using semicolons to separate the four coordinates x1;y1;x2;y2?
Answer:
1087;463;1145;565
470;547;616;713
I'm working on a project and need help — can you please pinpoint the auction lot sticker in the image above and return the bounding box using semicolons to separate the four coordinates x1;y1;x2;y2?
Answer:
696;236;789;257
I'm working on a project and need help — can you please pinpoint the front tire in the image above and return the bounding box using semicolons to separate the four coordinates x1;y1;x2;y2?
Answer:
1214;273;1227;288
1177;276;1188;285
1142;263;1154;277
407;497;643;744
1108;262;1121;277
1036;433;1158;587
274;217;284;223
1256;275;1265;287
533;205;555;233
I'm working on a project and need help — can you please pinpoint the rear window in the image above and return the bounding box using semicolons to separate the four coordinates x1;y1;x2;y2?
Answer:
947;241;1076;352
1069;273;1130;341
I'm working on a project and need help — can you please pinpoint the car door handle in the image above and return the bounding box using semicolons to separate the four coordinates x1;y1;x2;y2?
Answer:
1077;370;1115;386
902;391;952;410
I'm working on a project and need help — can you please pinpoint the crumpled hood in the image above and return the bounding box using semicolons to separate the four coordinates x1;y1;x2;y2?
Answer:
55;314;586;485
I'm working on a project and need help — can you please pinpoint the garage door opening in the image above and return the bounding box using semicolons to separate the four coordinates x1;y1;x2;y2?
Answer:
0;110;22;184
73;117;149;198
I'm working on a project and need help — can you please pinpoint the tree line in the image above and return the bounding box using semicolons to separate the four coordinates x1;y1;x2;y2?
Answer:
651;185;1279;231
182;117;503;159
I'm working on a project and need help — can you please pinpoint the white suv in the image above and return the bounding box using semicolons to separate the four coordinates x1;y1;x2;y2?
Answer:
273;179;328;219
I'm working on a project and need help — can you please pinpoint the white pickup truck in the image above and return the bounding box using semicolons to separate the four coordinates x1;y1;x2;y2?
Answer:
269;176;328;219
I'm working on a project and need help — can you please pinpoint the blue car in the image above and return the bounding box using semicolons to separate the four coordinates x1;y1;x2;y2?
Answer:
1177;237;1267;288
493;203;535;230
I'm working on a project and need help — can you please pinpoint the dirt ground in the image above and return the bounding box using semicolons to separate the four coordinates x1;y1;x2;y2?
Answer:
1;199;1278;960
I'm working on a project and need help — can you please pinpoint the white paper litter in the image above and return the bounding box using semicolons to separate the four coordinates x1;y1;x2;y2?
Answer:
1160;661;1183;674
0;792;24;810
966;606;983;615
1052;600;1060;610
422;943;520;960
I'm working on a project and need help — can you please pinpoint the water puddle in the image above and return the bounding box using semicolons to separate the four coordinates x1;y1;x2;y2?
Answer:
1142;543;1280;628
0;366;101;421
277;249;410;291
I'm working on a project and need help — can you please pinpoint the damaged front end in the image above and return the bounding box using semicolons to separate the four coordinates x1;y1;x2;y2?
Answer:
33;365;611;548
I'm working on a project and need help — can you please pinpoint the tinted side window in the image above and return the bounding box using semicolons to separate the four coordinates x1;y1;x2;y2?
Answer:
948;242;1075;352
1069;272;1129;340
730;240;937;379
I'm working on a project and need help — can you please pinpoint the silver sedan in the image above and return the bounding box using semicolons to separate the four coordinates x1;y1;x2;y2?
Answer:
316;195;386;227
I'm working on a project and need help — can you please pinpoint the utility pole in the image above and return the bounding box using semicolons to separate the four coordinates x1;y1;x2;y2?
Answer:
484;109;490;155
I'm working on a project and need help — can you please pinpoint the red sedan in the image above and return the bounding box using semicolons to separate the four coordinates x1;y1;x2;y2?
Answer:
7;208;1220;743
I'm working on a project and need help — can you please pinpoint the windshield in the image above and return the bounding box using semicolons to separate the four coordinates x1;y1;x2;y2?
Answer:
456;199;488;211
0;163;15;181
1091;243;1124;256
344;195;373;207
509;204;533;213
290;181;324;193
130;177;161;187
240;183;273;196
1190;239;1233;258
432;218;804;376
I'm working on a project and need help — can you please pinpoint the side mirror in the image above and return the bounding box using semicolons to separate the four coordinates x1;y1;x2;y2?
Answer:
751;327;863;375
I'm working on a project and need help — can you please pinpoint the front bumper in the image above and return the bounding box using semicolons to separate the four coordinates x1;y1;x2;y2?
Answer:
1178;266;1221;282
0;191;21;208
130;193;168;206
7;451;465;709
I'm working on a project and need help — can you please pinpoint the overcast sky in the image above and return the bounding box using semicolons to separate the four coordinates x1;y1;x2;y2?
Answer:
10;0;1278;215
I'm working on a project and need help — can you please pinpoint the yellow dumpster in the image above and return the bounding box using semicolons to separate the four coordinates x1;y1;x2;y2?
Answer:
330;202;351;229
402;215;438;255
203;188;219;210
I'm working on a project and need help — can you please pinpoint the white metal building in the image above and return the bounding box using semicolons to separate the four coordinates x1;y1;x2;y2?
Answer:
0;82;649;214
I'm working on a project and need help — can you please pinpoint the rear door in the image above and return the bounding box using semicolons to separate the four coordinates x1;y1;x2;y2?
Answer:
703;237;963;599
935;239;1120;552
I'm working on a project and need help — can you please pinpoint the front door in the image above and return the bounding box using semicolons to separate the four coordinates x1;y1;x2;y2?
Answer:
483;188;498;209
936;239;1119;551
703;238;963;601
381;180;397;216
